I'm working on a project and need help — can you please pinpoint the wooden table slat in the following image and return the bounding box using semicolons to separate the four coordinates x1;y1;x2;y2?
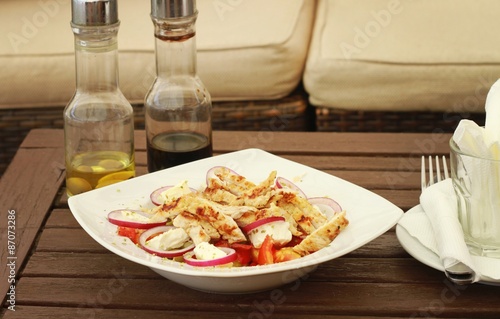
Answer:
0;146;65;299
13;277;500;317
22;129;453;156
3;306;393;319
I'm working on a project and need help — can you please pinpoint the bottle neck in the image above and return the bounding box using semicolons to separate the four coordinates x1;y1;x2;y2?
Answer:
153;15;197;78
73;24;120;92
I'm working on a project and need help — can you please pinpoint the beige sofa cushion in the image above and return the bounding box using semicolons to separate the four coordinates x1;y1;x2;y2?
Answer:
304;0;500;113
0;0;315;109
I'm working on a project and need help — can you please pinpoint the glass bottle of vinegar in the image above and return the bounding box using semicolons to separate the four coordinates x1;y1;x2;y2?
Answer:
64;0;135;196
145;0;213;172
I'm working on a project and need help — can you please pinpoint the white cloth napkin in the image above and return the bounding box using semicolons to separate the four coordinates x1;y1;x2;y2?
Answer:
485;78;500;139
420;179;480;281
398;179;500;283
455;78;500;158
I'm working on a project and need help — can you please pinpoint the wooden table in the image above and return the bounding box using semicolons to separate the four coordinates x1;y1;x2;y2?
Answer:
1;128;499;318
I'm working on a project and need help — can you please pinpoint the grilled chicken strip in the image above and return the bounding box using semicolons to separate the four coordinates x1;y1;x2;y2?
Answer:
173;212;219;244
204;178;239;204
210;166;256;195
293;211;349;256
273;192;328;235
236;203;304;237
168;194;247;243
239;170;277;208
205;170;277;208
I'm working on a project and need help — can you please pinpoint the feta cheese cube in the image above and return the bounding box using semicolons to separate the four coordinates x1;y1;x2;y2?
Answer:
146;227;190;251
194;242;227;260
248;221;292;248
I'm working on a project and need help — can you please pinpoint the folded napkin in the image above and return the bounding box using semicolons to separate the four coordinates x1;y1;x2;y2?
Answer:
420;179;480;282
485;78;500;140
399;179;500;283
454;78;500;159
453;120;500;158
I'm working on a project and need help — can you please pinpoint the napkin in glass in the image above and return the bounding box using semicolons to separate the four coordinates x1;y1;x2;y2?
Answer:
399;78;500;283
399;178;500;283
454;78;500;158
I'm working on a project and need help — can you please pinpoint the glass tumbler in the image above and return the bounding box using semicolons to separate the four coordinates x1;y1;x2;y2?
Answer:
450;138;500;258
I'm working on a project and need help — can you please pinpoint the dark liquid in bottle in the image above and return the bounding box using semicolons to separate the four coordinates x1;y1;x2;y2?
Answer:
147;131;212;172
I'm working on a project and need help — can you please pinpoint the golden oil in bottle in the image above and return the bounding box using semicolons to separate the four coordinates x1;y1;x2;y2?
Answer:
64;0;135;197
66;151;135;196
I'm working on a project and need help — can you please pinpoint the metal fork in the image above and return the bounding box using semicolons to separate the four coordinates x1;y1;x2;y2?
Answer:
421;155;475;285
421;155;449;190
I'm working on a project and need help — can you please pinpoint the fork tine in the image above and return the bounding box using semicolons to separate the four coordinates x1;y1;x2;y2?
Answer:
442;156;449;180
428;156;434;186
435;156;442;182
422;155;449;191
421;156;426;190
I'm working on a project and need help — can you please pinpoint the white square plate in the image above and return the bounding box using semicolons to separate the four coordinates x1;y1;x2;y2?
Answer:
69;148;403;293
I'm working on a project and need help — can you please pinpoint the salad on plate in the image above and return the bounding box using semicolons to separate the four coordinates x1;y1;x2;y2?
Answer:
107;166;349;267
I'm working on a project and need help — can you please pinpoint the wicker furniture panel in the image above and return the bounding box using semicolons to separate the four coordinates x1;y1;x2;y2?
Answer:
315;107;486;133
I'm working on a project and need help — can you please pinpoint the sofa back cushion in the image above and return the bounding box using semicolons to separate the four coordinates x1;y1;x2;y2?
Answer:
0;0;315;109
304;0;500;113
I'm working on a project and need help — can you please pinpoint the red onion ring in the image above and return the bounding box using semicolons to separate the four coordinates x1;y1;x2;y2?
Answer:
275;177;307;198
139;226;195;258
183;247;237;267
107;210;167;229
150;185;196;206
308;197;343;217
241;216;286;234
206;166;241;185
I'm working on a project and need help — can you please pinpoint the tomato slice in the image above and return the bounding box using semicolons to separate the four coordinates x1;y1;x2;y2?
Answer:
231;243;253;266
257;235;275;265
274;247;301;263
214;239;230;248
215;241;253;266
117;226;144;244
250;247;259;265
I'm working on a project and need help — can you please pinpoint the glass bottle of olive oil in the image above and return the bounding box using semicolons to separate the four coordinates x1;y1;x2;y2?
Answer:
64;0;135;196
